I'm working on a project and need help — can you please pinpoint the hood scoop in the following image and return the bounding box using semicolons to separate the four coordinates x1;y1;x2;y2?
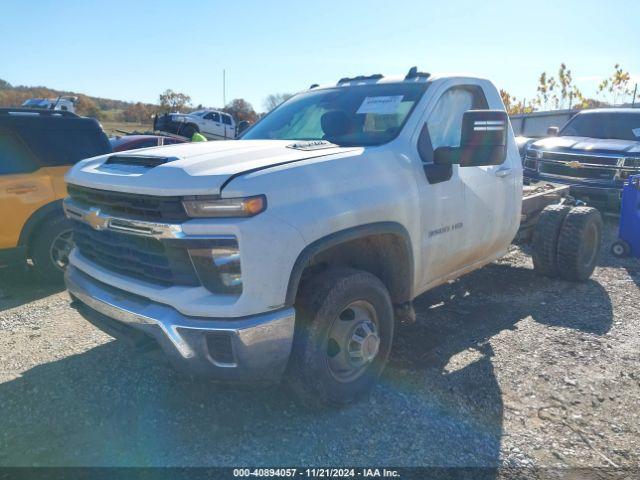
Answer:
105;155;179;168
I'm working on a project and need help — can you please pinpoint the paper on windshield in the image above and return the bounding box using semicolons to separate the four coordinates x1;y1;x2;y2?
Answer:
632;127;640;138
356;96;404;115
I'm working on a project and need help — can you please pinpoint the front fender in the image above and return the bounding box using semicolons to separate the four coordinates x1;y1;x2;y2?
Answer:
284;222;414;305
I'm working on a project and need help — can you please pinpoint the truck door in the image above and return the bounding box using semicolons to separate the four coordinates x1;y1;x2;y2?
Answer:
222;114;235;139
454;86;519;261
203;112;225;139
415;84;517;287
414;87;469;285
0;130;54;249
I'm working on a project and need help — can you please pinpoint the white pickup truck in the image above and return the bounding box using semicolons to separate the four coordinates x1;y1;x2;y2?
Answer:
63;68;602;406
154;109;238;140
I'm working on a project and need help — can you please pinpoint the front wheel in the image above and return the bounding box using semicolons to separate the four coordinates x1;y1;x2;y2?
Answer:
31;215;74;283
287;268;394;407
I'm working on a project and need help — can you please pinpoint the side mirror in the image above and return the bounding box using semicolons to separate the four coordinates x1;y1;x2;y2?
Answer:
237;120;251;135
547;126;559;136
434;110;508;167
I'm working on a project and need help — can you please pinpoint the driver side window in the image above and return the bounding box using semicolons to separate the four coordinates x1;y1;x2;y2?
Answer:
205;112;221;122
417;85;489;184
427;89;475;149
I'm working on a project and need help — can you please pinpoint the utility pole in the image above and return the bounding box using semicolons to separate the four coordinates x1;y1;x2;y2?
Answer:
633;83;638;108
223;69;226;107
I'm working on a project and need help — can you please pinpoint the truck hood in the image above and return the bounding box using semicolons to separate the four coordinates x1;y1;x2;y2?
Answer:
531;136;640;155
66;140;360;195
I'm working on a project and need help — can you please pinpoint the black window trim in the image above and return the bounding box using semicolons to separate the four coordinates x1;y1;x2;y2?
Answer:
0;128;42;175
417;84;489;184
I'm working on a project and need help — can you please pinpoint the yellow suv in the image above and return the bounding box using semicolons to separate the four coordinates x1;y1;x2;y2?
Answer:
0;108;111;281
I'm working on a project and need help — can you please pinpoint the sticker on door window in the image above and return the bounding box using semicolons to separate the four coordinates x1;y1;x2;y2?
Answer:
356;96;404;115
632;127;640;138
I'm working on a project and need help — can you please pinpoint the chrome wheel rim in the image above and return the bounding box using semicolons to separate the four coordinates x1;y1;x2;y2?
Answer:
50;230;73;271
326;300;380;383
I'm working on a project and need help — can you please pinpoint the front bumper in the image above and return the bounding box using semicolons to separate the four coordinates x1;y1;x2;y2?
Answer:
65;265;296;382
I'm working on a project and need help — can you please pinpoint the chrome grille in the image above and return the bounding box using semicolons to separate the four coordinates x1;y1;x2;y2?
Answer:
535;151;627;181
67;185;188;222
72;222;199;287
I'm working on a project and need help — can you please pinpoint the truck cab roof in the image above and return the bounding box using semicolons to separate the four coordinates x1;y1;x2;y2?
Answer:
308;67;490;91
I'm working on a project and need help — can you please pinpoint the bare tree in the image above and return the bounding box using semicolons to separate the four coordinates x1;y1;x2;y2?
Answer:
263;93;293;112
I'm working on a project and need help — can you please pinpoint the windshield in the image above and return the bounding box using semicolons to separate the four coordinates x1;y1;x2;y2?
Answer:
243;82;429;146
22;99;48;108
189;110;207;117
560;112;640;141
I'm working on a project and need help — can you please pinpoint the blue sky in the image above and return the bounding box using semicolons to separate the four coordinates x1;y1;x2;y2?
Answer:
1;0;638;111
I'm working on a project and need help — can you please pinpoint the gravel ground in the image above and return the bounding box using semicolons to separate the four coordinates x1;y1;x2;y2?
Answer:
0;219;638;470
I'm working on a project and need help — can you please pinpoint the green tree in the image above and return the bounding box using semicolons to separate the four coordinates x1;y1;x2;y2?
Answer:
158;89;191;112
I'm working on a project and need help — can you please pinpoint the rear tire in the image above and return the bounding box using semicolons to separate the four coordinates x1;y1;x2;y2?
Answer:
181;124;198;138
30;215;73;283
287;268;394;407
557;206;602;281
532;204;571;277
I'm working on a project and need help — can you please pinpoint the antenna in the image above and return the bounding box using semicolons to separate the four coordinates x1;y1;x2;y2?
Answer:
223;69;227;107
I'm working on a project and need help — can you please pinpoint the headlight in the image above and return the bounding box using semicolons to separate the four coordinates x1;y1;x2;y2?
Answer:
183;195;266;218
525;147;542;159
189;238;242;294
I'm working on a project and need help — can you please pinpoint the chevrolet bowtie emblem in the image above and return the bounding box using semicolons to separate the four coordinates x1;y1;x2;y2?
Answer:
566;160;582;169
83;208;109;231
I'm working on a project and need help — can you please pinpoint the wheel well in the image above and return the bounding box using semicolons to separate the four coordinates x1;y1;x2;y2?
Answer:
287;224;413;306
18;200;65;254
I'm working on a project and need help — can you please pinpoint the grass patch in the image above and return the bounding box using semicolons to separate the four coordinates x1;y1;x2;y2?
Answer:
101;121;152;136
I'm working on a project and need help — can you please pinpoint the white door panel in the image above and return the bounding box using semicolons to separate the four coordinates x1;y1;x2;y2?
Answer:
202;112;225;139
416;164;465;285
416;83;515;289
459;164;515;261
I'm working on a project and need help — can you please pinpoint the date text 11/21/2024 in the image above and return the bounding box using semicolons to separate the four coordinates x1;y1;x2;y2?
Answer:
232;468;401;478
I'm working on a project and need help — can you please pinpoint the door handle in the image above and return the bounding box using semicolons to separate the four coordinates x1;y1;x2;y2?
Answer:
6;185;38;194
495;168;513;178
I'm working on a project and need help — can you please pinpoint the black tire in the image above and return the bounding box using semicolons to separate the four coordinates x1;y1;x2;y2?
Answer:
611;240;630;258
532;204;571;277
30;215;74;283
287;268;394;407
557;206;603;281
181;124;198;138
